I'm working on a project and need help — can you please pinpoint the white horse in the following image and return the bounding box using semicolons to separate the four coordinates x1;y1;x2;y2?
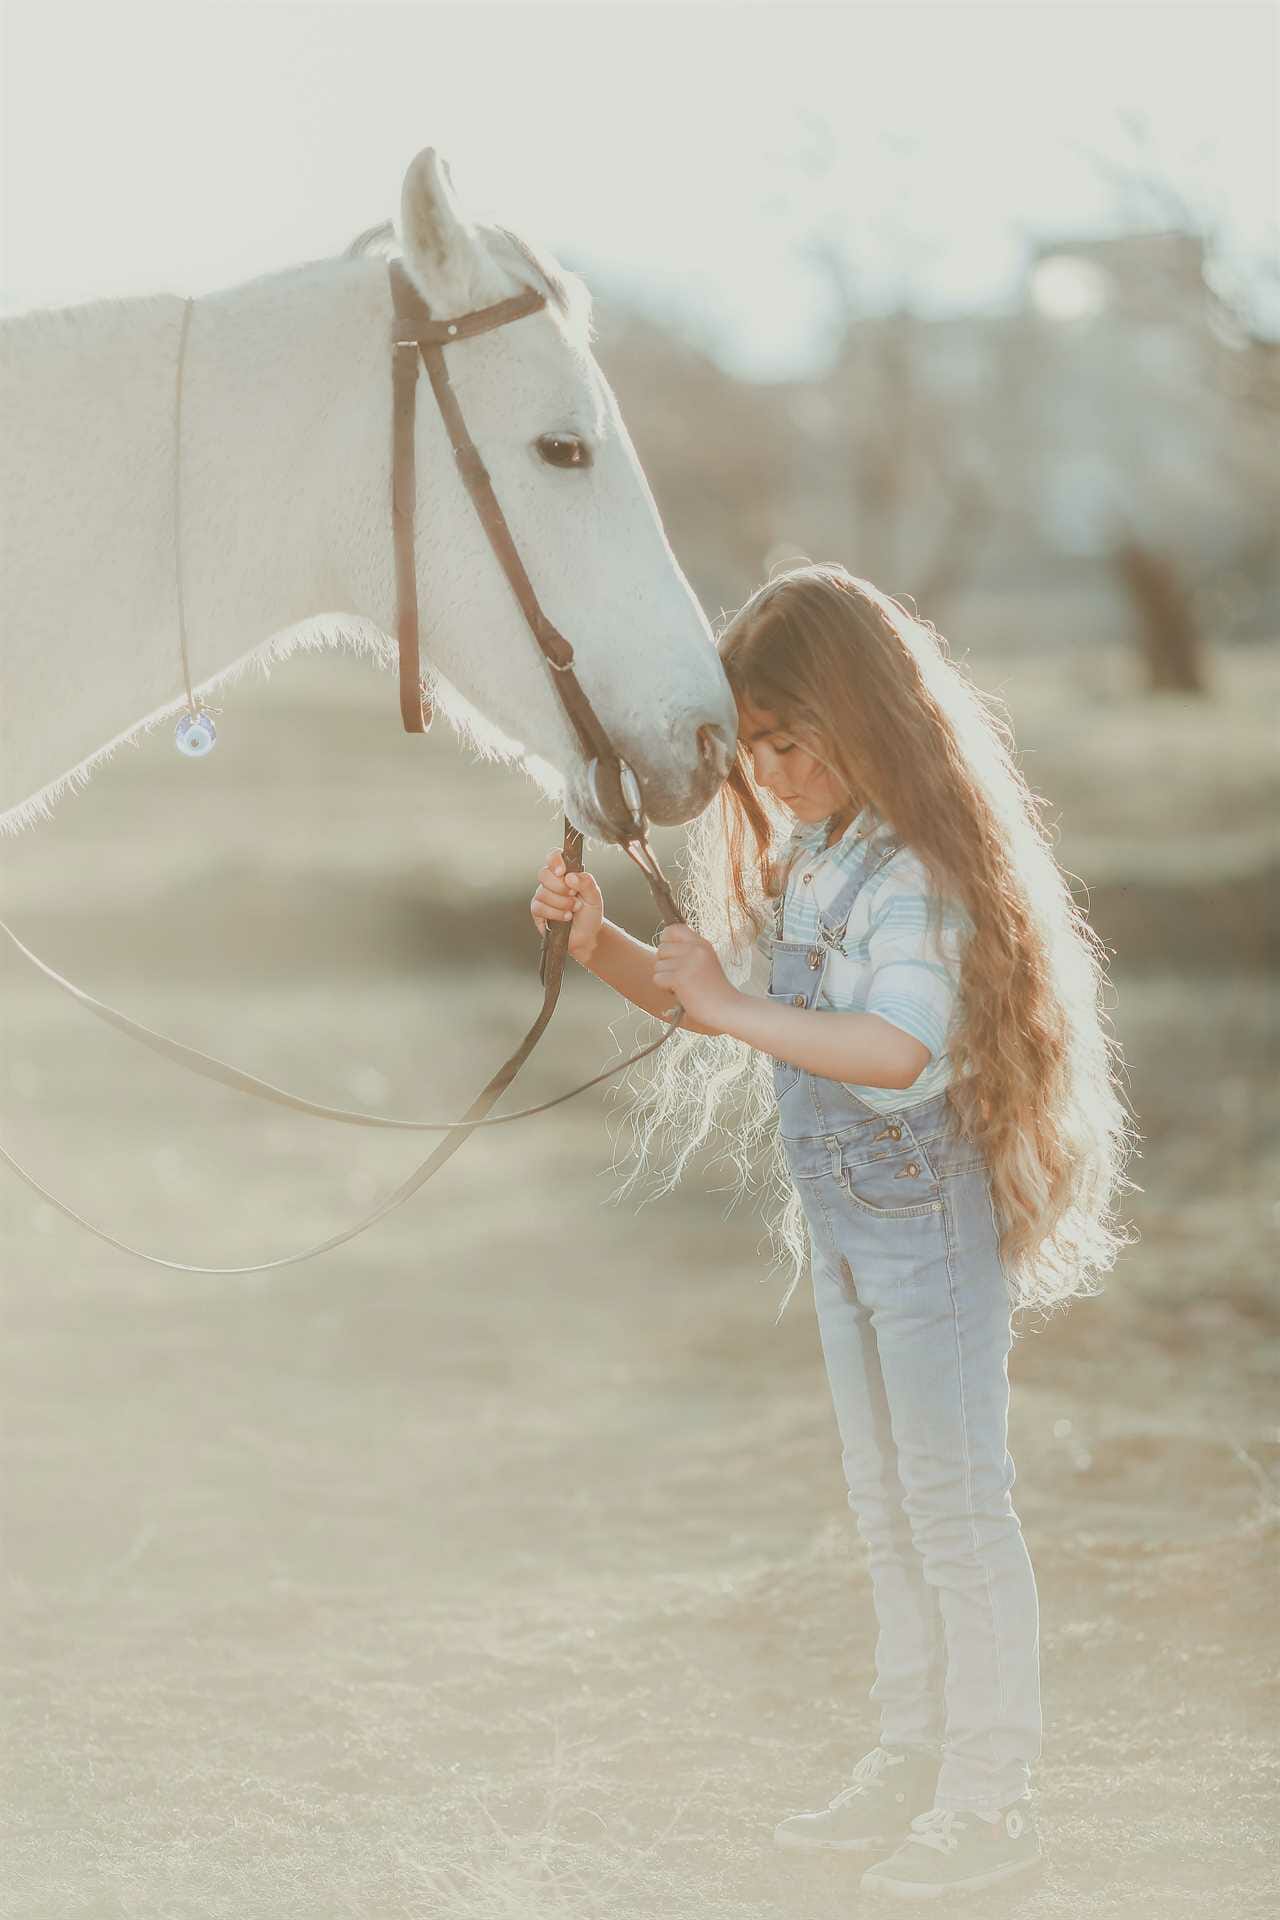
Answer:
0;147;736;838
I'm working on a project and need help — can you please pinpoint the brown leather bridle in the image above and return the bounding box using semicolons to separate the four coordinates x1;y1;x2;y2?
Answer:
0;258;701;1273
385;256;683;923
388;258;668;847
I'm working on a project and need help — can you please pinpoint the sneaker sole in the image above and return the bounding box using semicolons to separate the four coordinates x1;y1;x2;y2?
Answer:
860;1850;1042;1899
774;1827;896;1853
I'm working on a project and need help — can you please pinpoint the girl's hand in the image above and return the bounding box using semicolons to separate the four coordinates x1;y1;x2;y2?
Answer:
531;850;605;962
652;923;739;1032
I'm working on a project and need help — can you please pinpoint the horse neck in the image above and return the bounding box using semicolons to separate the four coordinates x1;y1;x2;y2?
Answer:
1;259;396;831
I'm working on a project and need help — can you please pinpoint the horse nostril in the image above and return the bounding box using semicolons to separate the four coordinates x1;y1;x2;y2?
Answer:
696;723;733;780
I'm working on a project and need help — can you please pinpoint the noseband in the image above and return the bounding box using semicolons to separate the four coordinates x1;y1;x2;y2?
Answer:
0;257;694;1272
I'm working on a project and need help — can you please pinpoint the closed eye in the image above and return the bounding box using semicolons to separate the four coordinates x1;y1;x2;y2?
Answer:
535;432;593;470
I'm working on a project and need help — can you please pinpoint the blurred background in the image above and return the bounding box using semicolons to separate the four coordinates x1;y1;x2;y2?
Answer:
2;4;1277;1916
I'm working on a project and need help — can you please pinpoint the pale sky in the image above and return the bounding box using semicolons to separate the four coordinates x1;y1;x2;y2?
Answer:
2;0;1275;376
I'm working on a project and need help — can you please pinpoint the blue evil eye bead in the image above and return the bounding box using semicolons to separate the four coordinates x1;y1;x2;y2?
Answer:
175;709;217;757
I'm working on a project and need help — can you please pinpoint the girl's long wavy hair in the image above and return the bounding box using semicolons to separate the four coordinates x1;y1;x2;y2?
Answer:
604;563;1141;1324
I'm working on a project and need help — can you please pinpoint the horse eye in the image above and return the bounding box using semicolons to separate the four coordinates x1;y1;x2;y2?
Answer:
535;433;592;470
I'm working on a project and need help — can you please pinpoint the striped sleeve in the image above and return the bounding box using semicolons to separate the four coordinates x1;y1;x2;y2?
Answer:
863;853;972;1062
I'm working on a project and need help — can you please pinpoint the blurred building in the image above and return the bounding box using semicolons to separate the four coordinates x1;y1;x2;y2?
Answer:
596;229;1279;656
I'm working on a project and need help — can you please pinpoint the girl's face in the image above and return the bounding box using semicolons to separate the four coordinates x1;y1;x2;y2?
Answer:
737;697;850;823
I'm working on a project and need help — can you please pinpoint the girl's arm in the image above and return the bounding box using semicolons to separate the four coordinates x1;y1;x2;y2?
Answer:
579;918;930;1085
577;920;722;1035
714;992;932;1091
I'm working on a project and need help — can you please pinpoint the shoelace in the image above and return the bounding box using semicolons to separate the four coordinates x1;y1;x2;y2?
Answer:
902;1807;969;1853
828;1745;905;1808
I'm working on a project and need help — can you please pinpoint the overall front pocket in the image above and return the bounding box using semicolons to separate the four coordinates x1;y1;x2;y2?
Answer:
839;1158;945;1219
817;1128;945;1220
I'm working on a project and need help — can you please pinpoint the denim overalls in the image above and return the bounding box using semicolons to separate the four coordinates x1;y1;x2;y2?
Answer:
763;836;1042;1814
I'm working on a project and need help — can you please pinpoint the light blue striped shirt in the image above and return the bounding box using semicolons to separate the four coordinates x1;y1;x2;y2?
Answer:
749;807;973;1112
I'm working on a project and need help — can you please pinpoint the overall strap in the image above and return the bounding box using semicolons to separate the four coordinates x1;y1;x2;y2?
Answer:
769;828;816;939
814;831;901;948
769;829;899;943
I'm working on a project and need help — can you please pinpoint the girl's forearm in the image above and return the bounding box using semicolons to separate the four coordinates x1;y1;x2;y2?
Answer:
716;991;928;1091
576;920;719;1034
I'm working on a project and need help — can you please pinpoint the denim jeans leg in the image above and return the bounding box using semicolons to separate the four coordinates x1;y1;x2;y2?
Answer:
810;1235;945;1755
861;1171;1042;1811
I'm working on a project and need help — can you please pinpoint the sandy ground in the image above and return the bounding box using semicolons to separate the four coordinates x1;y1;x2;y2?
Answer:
3;645;1276;1918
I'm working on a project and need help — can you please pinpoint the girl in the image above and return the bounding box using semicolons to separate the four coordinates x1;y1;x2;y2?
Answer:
530;563;1138;1900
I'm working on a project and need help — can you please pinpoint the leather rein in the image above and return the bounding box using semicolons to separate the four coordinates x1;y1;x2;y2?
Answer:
0;256;692;1273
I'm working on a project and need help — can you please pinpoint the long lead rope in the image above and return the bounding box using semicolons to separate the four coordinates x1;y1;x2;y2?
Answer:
2;824;688;1273
0;890;673;1134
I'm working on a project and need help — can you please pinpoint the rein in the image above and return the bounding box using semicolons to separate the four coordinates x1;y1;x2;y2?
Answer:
1;255;692;1272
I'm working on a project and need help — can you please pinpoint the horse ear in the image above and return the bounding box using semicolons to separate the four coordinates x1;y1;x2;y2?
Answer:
398;147;508;315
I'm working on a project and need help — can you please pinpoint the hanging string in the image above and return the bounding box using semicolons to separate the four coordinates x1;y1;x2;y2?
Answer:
170;297;216;758
173;296;198;717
